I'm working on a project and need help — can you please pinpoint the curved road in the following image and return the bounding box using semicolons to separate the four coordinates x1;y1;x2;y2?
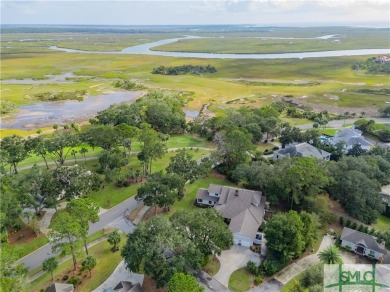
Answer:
17;147;213;271
19;196;142;271
297;118;390;130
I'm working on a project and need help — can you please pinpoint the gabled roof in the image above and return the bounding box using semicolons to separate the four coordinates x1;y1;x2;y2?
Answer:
113;281;143;292
196;188;219;203
330;128;372;147
215;186;263;220
341;227;388;254
228;197;266;239
47;283;74;292
275;142;330;159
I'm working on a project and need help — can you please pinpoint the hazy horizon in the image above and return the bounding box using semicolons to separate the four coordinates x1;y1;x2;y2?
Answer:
1;1;389;27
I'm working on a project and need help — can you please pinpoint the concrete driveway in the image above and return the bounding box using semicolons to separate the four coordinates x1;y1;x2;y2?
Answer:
214;245;261;287
92;260;143;292
275;235;334;285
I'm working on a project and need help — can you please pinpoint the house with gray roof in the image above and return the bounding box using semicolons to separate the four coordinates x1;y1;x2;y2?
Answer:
328;128;372;152
340;227;389;263
196;184;266;247
273;142;330;161
47;283;74;292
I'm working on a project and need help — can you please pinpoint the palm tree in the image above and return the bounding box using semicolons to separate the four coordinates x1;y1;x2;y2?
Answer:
42;257;58;283
79;147;88;163
81;255;96;277
318;245;343;264
107;230;121;252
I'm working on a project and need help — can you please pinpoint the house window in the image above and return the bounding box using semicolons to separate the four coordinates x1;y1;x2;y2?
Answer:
209;201;212;204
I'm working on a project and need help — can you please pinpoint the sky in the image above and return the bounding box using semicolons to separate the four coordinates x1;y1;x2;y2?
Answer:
1;0;389;27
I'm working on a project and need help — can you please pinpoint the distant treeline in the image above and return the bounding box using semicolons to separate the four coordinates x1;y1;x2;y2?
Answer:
152;65;217;75
352;57;390;74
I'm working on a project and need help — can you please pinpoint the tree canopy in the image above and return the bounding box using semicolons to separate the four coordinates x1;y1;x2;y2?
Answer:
121;216;203;288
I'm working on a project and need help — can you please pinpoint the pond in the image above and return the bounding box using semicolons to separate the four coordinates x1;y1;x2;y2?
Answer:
0;91;143;130
184;110;200;118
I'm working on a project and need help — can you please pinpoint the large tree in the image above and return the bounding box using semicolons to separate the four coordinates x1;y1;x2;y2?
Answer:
327;170;383;224
283;158;330;209
212;128;255;173
121;216;203;288
168;273;204;292
26;135;50;169
115;123;139;157
0;244;28;291
264;211;305;262
66;198;99;255
45;129;80;166
22;166;59;215
137;124;166;175
0;135;29;174
166;149;211;183
136;172;185;213
48;212;83;270
81;125;119;151
171;209;233;259
52;165;101;201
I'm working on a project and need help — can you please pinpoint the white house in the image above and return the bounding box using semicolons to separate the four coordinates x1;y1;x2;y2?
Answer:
273;142;331;161
196;184;266;247
327;128;372;152
340;227;389;262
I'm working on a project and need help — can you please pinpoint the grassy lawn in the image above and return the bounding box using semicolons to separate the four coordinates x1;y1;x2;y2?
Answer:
280;270;307;292
373;215;390;232
89;149;210;209
321;128;338;136
172;171;237;213
228;267;252;292
30;233;127;292
203;256;220;276
12;235;49;260
256;143;276;152
280;263;323;292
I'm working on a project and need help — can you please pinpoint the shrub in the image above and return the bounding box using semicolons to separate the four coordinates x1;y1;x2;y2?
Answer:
351;222;358;230
345;219;352;228
68;277;79;286
62;275;69;281
272;146;279;151
363;226;369;234
358;225;364;232
246;261;258;275
339;217;344;226
301;265;323;288
254;275;263;286
260;259;283;276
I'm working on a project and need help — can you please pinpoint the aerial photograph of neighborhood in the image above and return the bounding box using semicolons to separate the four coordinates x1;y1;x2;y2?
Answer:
1;0;390;291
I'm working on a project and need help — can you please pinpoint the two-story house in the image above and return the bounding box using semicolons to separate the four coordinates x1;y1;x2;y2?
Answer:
196;184;266;248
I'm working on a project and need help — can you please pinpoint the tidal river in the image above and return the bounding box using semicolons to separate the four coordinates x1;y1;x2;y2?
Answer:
49;36;390;59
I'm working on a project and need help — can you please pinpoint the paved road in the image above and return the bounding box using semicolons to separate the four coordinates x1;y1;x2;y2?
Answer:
18;147;214;171
18;196;142;271
297;118;390;130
